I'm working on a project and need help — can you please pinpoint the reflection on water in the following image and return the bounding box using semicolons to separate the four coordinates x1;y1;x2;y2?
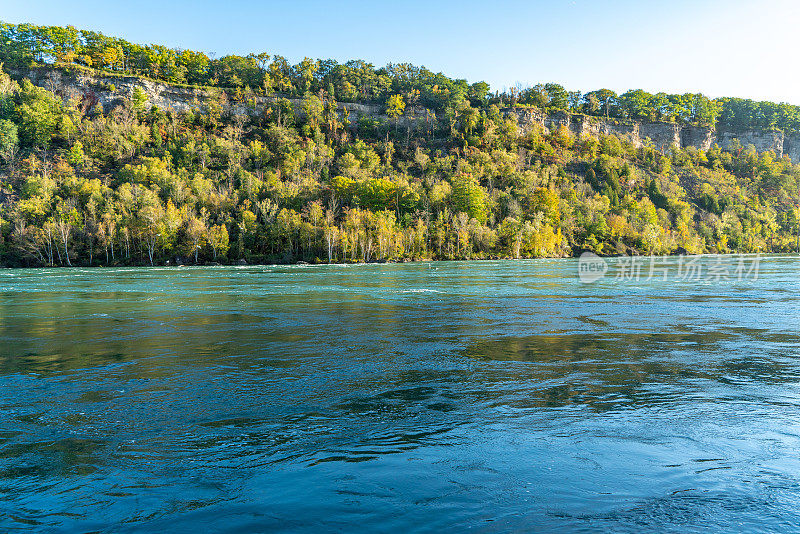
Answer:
462;330;800;414
1;257;800;531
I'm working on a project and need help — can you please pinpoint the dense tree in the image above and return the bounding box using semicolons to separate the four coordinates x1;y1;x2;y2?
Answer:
4;20;800;134
0;25;798;267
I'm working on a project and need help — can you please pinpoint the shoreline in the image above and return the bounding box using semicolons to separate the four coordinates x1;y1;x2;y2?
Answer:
0;250;790;270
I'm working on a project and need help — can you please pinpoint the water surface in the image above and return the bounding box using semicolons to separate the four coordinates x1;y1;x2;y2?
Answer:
1;256;800;532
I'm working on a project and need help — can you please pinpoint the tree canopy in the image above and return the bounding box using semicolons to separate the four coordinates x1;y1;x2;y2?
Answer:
0;23;799;267
5;21;800;134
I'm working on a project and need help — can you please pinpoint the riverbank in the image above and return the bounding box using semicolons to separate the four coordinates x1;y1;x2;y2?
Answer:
1;248;791;269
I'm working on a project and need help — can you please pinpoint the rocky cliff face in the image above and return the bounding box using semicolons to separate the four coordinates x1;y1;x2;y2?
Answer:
14;66;800;162
505;107;800;161
12;66;428;126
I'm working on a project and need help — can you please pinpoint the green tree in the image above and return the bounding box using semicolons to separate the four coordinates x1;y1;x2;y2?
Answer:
186;216;208;263
17;81;62;148
450;174;487;224
207;224;230;260
0;118;17;161
386;94;405;133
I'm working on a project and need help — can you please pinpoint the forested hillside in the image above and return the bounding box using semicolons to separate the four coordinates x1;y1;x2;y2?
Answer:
0;22;799;266
7;22;800;132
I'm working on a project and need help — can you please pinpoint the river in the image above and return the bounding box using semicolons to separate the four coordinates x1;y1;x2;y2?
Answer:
1;256;799;532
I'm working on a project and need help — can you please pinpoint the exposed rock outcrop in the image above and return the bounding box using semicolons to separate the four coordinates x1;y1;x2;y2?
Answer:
13;65;800;162
504;107;800;161
11;65;427;126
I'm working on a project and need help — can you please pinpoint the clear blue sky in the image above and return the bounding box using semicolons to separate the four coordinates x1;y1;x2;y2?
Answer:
2;0;799;103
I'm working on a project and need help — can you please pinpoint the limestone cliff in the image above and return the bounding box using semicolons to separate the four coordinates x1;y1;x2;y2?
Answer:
13;65;800;162
505;108;797;161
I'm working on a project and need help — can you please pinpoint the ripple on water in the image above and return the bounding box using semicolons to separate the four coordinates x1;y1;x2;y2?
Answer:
1;258;800;531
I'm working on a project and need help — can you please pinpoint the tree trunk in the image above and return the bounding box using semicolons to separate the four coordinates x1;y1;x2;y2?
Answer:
64;240;72;267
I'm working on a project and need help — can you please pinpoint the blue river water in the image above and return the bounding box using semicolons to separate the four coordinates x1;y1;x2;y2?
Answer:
1;256;799;532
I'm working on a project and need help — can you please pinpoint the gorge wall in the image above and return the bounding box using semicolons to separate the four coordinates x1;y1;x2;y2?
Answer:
13;66;429;128
14;66;800;162
507;108;797;161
